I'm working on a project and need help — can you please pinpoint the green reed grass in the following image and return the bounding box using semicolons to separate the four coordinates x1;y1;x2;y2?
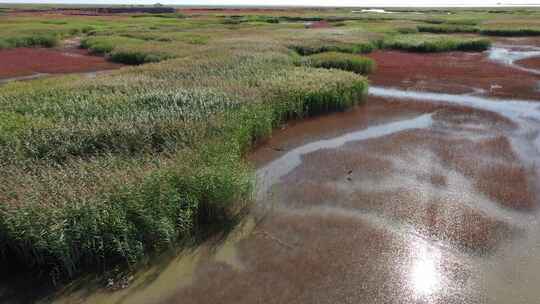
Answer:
480;27;540;36
418;24;479;33
307;52;375;75
290;42;375;56
0;43;369;279
381;34;491;52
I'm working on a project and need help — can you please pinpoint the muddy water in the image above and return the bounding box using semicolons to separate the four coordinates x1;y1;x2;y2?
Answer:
49;44;540;303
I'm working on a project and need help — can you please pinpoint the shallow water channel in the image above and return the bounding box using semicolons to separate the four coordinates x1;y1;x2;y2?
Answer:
42;43;540;303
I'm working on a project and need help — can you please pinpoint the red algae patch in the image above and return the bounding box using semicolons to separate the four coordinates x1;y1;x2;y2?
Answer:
274;130;521;252
349;190;514;253
432;135;537;210
421;202;514;253
258;101;531;252
0;48;123;80
366;50;540;100
475;164;536;210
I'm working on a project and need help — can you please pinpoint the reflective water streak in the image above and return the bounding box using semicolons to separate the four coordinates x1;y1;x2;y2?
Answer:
370;86;540;166
369;86;540;122
488;45;540;75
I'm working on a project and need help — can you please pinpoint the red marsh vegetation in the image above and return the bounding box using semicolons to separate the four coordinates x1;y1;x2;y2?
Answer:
0;48;123;80
367;50;540;100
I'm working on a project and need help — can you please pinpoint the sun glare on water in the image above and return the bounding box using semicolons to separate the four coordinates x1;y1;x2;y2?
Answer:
409;241;442;298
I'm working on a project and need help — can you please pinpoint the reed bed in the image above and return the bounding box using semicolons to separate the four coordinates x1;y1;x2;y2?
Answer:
417;24;479;34
480;27;540;36
307;52;376;75
381;34;491;52
0;36;368;279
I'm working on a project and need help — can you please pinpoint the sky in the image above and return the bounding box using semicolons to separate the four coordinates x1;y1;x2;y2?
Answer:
1;0;539;6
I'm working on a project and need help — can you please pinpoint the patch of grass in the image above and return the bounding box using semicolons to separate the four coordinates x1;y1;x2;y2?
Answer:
0;87;238;161
307;52;375;75
280;16;323;22
396;27;419;34
331;21;347;27
480;27;540;36
185;35;209;45
219;15;279;25
0;34;58;49
131;12;186;19
382;34;491;52
0;39;10;49
421;19;445;24
222;17;245;25
80;36;123;54
41;20;68;25
446;19;480;26
266;67;368;123
418;24;479;33
110;49;174;64
0;143;251;278
81;36;175;64
290;41;375;55
419;18;479;26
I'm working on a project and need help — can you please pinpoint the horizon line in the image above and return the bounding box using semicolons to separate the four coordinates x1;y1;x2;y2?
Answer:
2;2;540;7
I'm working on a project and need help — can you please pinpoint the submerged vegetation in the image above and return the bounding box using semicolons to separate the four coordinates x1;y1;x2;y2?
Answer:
0;5;539;284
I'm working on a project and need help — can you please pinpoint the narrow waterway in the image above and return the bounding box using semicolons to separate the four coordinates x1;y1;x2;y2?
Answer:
47;43;540;304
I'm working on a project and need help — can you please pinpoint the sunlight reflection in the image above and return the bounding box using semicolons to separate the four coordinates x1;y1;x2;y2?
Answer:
409;239;442;298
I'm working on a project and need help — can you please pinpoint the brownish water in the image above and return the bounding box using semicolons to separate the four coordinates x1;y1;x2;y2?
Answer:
46;43;540;304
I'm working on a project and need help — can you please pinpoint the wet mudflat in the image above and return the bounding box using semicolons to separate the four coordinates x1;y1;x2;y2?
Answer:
53;42;540;304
